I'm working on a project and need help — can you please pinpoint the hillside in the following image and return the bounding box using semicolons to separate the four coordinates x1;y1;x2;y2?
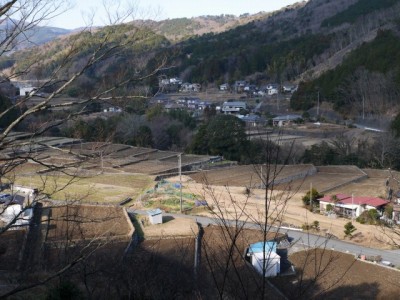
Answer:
0;23;169;96
2;0;400;120
134;13;279;42
0;18;71;50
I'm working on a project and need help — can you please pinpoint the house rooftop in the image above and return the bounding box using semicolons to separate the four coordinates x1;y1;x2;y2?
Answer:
222;101;246;106
319;194;389;207
273;114;302;121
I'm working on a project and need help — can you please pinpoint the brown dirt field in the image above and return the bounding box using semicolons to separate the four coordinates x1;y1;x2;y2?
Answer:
0;230;27;271
127;238;197;298
284;173;362;193
46;204;133;242
120;160;177;175
190;164;315;187
271;249;400;299
141;216;199;238
327;177;388;197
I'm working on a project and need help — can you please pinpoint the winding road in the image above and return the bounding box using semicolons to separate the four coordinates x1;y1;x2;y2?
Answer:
129;209;400;267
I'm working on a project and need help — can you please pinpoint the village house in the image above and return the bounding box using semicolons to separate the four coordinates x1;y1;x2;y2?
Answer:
219;83;229;91
180;83;201;92
317;194;389;218
282;83;298;93
238;114;267;128
221;101;246;114
266;83;279;95
272;114;302;127
234;80;247;93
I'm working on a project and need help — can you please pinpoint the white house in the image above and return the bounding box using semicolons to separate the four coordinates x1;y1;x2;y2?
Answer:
219;83;229;91
272;114;302;127
282;83;297;93
19;86;37;96
147;208;163;225
318;194;389;218
268;88;279;95
221;101;246;114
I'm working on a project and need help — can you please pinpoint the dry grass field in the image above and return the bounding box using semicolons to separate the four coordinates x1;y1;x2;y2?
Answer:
12;166;155;203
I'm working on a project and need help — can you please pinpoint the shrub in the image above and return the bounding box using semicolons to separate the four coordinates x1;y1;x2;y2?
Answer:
344;222;357;237
313;220;320;231
384;204;393;219
302;188;322;206
356;209;380;225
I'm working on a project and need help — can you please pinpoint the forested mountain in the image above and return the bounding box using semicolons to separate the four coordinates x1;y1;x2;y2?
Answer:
3;0;400;119
132;13;280;42
0;18;71;50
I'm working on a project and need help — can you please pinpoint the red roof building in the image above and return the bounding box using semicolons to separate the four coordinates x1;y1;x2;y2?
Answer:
317;194;389;218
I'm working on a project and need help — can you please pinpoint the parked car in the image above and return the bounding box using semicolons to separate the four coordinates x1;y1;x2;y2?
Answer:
0;193;12;203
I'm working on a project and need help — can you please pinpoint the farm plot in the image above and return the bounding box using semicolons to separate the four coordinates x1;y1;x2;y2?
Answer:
121;160;177;175
326;177;388;197
190;164;315;188
271;249;400;299
0;230;27;271
45;205;133;242
287;173;364;193
161;154;212;164
280;165;367;193
140;216;199;239
126;238;196;298
106;147;157;158
135;150;179;161
13;172;155;203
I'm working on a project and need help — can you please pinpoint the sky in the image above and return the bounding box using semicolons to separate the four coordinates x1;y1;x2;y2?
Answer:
48;0;302;29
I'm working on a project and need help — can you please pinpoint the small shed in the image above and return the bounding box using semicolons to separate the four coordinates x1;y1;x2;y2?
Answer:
147;208;163;225
248;241;280;277
252;251;281;277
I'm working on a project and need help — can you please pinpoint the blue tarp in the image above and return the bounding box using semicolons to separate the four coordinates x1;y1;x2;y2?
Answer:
248;241;277;254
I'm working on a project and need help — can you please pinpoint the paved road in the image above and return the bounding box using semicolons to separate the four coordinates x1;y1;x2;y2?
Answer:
129;209;400;267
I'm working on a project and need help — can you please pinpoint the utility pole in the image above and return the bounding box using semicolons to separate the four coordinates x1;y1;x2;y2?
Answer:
178;153;183;213
276;90;279;111
310;182;313;211
362;95;365;120
352;193;354;222
317;91;320;118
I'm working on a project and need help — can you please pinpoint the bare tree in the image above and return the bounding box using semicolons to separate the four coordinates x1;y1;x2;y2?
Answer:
186;131;365;299
0;0;166;297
